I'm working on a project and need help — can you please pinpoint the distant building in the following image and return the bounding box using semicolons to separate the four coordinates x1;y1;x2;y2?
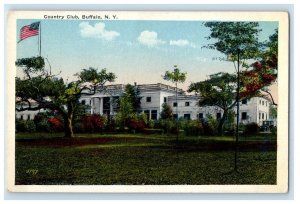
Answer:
16;83;272;125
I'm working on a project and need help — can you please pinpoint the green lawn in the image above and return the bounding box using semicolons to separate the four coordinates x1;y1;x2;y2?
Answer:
15;133;277;185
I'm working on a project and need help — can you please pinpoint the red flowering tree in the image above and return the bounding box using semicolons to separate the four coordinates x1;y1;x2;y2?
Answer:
240;29;278;105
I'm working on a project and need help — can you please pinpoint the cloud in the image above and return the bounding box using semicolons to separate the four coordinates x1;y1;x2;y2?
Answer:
79;22;120;41
137;30;165;47
170;39;196;48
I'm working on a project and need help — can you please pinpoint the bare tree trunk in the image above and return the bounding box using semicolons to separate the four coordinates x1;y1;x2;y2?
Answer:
64;114;74;138
64;104;74;138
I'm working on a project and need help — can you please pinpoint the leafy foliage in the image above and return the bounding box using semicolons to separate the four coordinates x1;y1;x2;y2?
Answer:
188;72;236;135
160;103;173;120
204;22;261;61
240;29;278;102
243;122;260;135
163;65;187;83
16;57;116;137
182;120;204;136
16;119;36;133
81;114;107;133
48;117;64;132
115;95;134;130
123;84;142;113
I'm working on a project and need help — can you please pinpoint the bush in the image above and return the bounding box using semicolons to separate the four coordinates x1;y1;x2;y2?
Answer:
243;122;259;135
106;116;117;132
127;118;146;132
73;122;85;133
82;114;107;133
148;119;155;129
48;117;64;132
159;119;176;134
16;119;36;132
184;120;204;136
270;126;277;136
202;115;218;136
34;112;51;132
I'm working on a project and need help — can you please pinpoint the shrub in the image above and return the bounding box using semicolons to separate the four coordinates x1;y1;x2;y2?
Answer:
178;119;188;130
243;122;259;135
16;119;36;132
48;117;64;132
270;126;277;136
34;112;51;132
82;114;107;133
127;118;146;132
148;119;155;129
73;122;85;133
125;113;148;133
184;120;204;136
204;114;218;136
159;119;176;134
106;116;117;132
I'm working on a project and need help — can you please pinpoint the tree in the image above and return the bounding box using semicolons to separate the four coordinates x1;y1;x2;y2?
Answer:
115;95;134;130
15;56;116;138
204;22;261;171
123;84;142;113
188;72;237;135
240;29;278;105
160;103;173;120
163;65;187;141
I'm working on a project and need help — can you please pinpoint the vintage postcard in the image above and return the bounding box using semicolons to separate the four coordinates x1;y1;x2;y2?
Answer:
6;11;289;193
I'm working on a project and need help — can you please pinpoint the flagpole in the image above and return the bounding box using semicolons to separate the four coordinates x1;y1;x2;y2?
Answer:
39;22;41;56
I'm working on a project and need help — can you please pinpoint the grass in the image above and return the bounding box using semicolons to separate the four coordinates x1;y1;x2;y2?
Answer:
15;132;277;185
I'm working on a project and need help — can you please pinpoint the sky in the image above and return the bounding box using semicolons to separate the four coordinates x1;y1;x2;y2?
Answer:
16;19;278;101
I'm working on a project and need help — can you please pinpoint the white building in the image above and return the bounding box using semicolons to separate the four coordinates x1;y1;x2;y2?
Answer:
239;97;271;126
16;83;271;125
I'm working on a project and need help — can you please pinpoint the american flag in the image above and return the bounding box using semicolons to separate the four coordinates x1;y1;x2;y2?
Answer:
19;22;40;42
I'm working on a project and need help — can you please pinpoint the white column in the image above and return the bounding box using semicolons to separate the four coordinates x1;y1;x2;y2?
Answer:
91;98;94;114
100;97;103;115
110;97;113;116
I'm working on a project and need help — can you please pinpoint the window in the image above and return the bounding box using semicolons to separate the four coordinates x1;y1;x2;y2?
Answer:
173;114;178;120
216;113;221;120
103;97;111;115
144;110;150;120
164;97;167;103
198;113;204;119
259;113;261;120
151;110;158;120
81;100;86;105
242;99;247;104
90;100;92;105
259;100;261;105
173;102;177;107
184;114;191;120
262;101;264;106
27;115;31;120
241;112;247;120
20;115;23;120
185;102;190;106
262;113;264;120
146;97;151;102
